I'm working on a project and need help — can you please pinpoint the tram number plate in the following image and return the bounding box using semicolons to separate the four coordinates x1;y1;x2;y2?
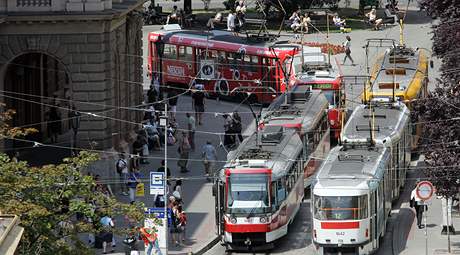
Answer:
336;232;345;236
244;218;253;223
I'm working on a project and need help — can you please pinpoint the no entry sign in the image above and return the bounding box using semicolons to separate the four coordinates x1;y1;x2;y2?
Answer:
416;181;434;201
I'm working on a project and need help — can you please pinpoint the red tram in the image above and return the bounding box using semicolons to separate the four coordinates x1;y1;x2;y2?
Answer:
147;26;299;104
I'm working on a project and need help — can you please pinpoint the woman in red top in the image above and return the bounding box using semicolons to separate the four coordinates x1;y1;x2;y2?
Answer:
139;227;162;255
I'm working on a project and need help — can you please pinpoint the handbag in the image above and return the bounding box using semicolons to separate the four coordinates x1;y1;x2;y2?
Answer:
410;198;414;208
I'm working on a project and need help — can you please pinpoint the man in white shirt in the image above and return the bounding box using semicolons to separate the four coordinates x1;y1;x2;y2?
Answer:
186;112;196;151
227;11;236;33
410;185;428;229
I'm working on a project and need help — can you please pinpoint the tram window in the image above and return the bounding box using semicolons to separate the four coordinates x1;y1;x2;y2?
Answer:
314;195;368;220
163;44;177;60
271;182;277;210
178;46;193;61
277;179;286;203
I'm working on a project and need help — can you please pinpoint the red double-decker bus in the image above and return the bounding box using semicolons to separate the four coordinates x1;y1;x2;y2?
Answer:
293;49;345;144
147;26;299;104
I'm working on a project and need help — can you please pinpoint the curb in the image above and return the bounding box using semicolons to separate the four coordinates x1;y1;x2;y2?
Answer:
190;236;220;255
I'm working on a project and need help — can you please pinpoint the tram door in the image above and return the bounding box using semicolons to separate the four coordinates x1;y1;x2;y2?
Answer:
370;190;378;250
213;181;225;238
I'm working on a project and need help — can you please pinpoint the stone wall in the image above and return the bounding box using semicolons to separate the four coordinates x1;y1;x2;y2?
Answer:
0;13;143;150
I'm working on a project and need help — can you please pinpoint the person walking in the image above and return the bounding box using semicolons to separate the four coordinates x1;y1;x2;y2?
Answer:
186;113;196;151
116;153;129;196
411;185;428;229
232;111;243;143
223;114;235;148
342;35;355;65
139;227;162;255
100;214;115;254
192;84;205;125
176;205;187;245
202;141;217;178
168;88;179;123
177;131;191;173
127;167;142;204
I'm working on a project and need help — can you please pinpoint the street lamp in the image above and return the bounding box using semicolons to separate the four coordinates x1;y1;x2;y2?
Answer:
159;113;168;255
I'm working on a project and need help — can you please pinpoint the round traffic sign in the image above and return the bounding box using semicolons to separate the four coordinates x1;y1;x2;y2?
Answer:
416;181;434;201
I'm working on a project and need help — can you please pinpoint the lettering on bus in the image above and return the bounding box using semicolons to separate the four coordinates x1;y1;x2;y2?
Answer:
312;83;333;89
167;66;185;77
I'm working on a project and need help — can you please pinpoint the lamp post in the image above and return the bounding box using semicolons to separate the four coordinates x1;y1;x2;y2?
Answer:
160;110;168;255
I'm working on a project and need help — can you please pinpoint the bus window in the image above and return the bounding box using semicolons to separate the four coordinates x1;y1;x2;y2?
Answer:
244;55;259;73
217;51;226;64
163;44;177;60
178;46;193;61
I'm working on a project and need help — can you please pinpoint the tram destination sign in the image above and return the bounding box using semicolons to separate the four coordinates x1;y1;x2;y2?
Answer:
311;83;333;89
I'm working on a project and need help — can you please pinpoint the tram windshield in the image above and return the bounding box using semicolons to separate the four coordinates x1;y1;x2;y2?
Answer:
227;173;270;214
313;195;368;220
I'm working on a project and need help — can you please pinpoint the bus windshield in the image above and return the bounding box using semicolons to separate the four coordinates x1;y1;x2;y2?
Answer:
313;195;368;220
227;173;270;214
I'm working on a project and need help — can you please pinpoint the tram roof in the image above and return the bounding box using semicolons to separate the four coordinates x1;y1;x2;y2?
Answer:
367;46;428;100
219;127;302;182
314;146;389;192
341;102;410;146
260;87;329;132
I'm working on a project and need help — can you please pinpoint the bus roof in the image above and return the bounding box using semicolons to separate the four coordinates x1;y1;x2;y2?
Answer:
365;46;428;101
341;102;410;146
148;29;297;58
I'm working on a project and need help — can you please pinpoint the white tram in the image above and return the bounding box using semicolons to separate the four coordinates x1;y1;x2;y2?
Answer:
312;102;412;255
213;87;330;250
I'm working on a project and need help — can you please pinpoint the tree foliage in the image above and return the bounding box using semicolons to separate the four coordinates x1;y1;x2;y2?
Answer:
0;108;146;254
414;0;460;197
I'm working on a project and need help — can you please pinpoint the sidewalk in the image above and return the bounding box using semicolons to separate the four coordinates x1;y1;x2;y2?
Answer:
87;94;254;255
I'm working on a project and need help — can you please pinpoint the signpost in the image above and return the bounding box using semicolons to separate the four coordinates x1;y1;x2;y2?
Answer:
416;181;434;255
150;172;165;195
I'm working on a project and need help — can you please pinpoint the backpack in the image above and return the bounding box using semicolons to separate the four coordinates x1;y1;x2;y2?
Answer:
116;159;127;174
178;212;187;226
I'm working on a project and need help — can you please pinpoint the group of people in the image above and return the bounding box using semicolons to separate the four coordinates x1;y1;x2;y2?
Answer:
226;0;247;34
289;10;310;34
222;111;243;149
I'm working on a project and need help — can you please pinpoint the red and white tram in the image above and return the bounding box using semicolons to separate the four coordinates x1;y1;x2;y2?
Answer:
213;87;330;250
293;48;345;144
147;26;299;104
312;102;412;254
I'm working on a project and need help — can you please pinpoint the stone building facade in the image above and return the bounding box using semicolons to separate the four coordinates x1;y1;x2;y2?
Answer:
0;0;144;150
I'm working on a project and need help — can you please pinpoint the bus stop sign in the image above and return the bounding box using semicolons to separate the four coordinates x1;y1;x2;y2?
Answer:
416;181;434;201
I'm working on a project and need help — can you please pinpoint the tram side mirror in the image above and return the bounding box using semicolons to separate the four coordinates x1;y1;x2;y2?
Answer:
212;183;216;197
430;60;434;69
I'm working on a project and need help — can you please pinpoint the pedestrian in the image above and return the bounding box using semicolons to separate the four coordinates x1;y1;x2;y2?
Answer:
186;113;196;151
410;185;428;229
342;35;355;65
139;226;162;255
152;72;160;94
177;132;191;173
133;132;149;165
116;153;129;196
176;205;187;245
173;179;183;204
100;214;115;254
171;202;181;246
147;85;158;105
168;88;179;122
227;11;236;33
144;120;161;151
202;141;217;178
232;111;243;143
223;114;235;148
46;106;61;143
127;167;142;204
68;105;80;151
192;84;205;125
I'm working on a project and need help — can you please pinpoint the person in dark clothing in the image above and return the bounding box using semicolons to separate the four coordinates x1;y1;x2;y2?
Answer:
232;111;243;142
157;160;171;185
168;89;179;122
133;135;148;165
47;106;61;143
192;84;205;125
147;85;158;105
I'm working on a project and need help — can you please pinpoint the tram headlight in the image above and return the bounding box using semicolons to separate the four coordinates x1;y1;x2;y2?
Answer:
230;217;237;224
259;216;268;223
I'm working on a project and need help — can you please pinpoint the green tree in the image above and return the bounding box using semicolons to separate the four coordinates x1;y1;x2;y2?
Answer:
0;108;148;254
